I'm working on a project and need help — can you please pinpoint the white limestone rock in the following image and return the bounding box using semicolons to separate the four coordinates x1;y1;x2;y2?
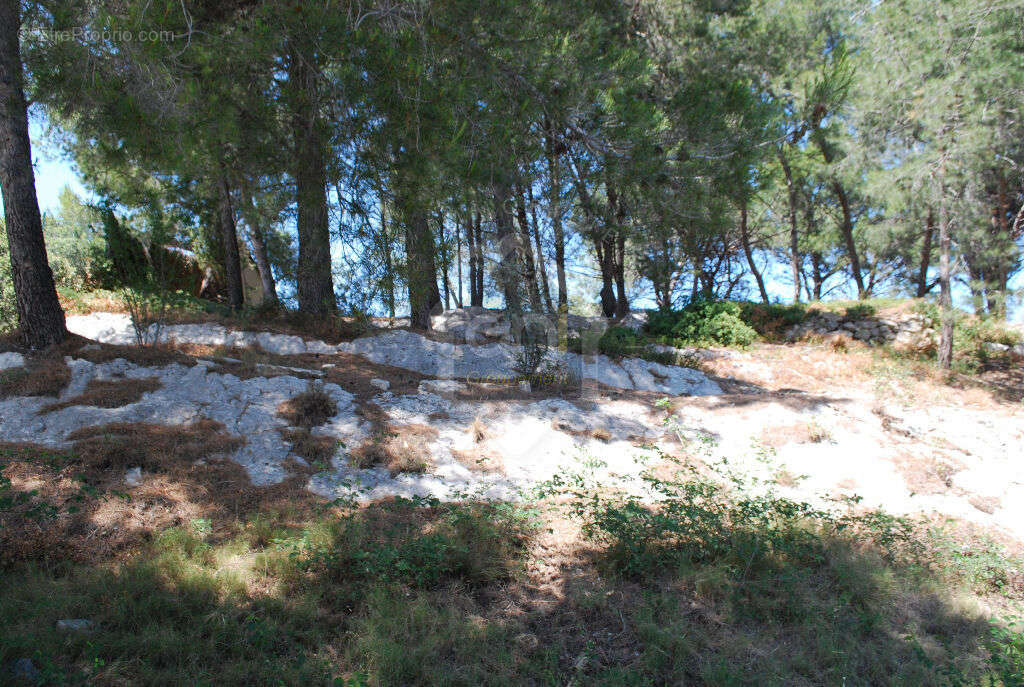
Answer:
0;352;25;371
125;466;143;487
419;379;467;397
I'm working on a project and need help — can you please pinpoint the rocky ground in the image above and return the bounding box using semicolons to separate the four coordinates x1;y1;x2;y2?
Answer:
1;310;1022;543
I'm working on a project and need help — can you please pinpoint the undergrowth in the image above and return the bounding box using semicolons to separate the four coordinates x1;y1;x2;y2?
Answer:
2;424;1023;684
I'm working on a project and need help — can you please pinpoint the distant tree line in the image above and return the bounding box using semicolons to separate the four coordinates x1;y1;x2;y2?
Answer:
1;0;1021;366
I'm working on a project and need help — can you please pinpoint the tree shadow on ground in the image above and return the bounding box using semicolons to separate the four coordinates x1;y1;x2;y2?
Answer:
2;435;1022;685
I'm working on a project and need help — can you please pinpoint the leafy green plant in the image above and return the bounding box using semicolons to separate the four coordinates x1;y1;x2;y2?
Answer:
293;497;538;588
647;300;758;347
597;326;645;357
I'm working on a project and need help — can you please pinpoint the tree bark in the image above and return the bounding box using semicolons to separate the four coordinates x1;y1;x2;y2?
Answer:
605;173;629;318
777;147;802;304
0;0;66;348
938;191;953;369
526;183;553;313
217;173;244;310
916;209;935;298
436;211;451;311
738;200;769;303
403;205;441;330
289;48;334;315
465;210;481;307
238;180;278;306
492;182;523;327
379;198;396;319
543;122;568;317
514;183;543;312
833;180;866;298
455;212;463;308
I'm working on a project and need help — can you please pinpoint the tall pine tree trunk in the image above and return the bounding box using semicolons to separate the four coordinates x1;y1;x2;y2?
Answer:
238;180;278;306
217;173;244;310
526;183;553;313
739;199;769;303
916;209;935;298
514;184;542;312
472;210;484;307
436;211;451;311
778;148;801;304
400;193;441;330
833;180;866;298
289;48;334;315
938;187;954;369
492;182;523;336
455;212;463;308
0;0;65;348
379;198;396;319
465;211;480;307
544;121;568;343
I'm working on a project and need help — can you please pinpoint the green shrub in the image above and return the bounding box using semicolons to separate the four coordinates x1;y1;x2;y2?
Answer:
646;300;758;347
294;497;538;589
597;326;645;357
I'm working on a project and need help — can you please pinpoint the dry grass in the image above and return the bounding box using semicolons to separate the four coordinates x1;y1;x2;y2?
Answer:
0;354;70;398
279;427;338;466
826;332;854;353
451;447;505;474
471;416;487;443
0;422;320;565
349;424;438;474
276;384;338;427
42;376;162;412
551;420;613;443
67;419;244;473
71;342;197;368
890;450;964;496
759;421;831;447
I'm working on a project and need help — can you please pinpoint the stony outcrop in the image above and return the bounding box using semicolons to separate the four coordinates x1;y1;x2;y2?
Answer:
428;307;648;344
66;313;721;397
786;311;936;349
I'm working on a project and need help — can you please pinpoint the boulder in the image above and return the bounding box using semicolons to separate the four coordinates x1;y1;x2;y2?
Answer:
0;351;25;371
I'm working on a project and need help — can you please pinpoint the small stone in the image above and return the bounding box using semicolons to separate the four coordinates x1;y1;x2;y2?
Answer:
418;379;467;397
56;618;95;632
369;378;390;391
321;363;336;369
125;467;143;487
7;657;40;682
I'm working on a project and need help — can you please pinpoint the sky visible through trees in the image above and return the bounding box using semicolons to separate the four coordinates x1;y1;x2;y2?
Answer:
3;0;1024;333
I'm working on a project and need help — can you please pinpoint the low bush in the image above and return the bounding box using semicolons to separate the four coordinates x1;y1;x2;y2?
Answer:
597;326;646;357
646;300;758;347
